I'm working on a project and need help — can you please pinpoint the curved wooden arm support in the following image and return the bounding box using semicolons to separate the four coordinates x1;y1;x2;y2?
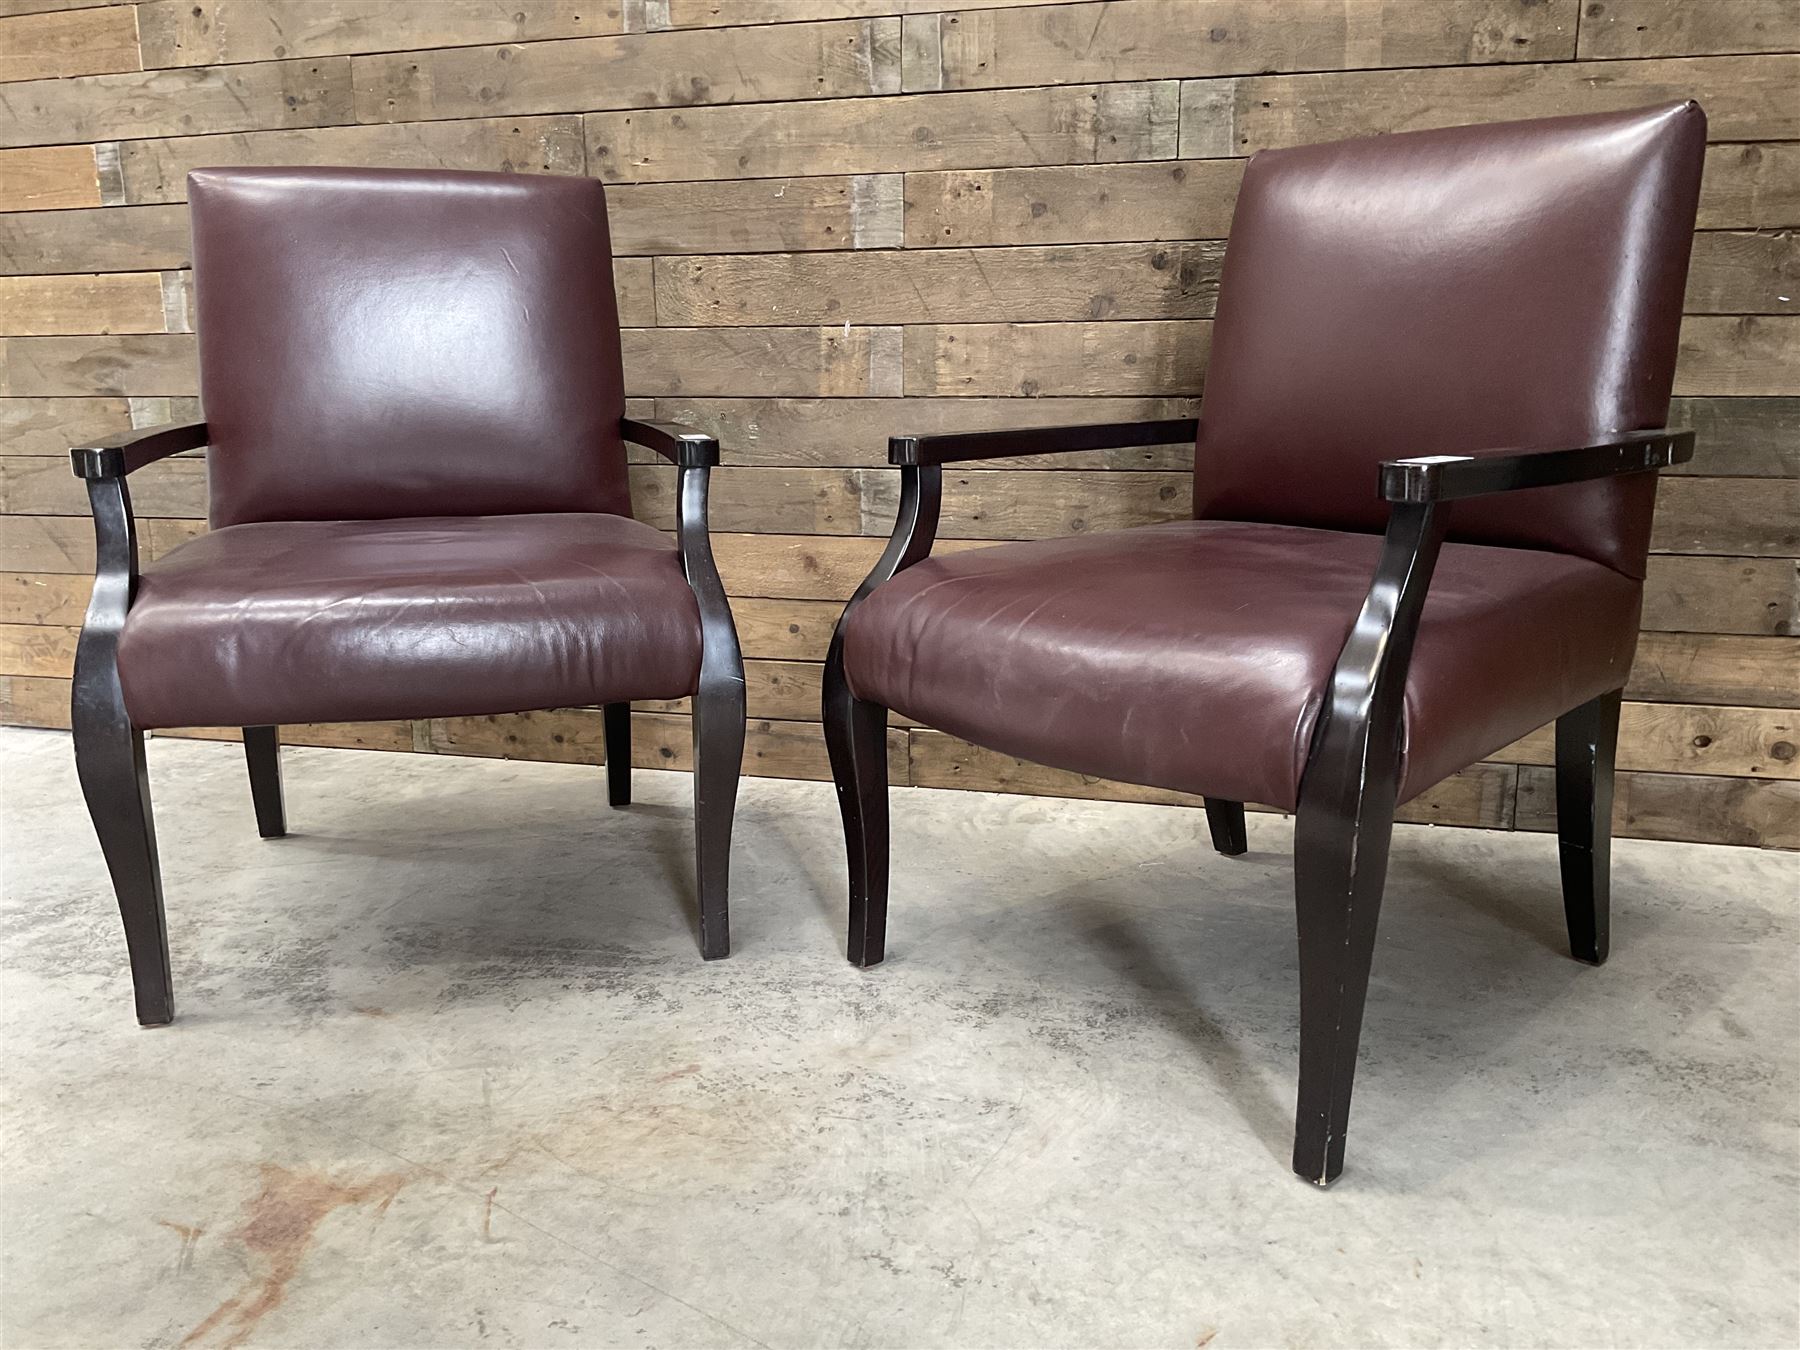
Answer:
71;421;209;481
889;417;1198;468
621;416;721;469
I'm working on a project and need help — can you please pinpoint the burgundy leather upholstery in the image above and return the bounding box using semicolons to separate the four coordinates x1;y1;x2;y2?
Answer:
119;515;701;729
1195;102;1705;577
843;104;1704;805
190;167;632;527
844;521;1641;809
118;168;692;731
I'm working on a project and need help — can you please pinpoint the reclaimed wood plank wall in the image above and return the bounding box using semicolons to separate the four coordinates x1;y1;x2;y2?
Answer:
0;0;1795;848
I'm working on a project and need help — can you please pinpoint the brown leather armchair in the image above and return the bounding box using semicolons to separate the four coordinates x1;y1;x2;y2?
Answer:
71;168;746;1028
824;103;1706;1184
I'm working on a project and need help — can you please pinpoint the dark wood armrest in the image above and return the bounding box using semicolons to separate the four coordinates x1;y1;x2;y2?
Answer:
621;416;721;469
71;422;209;479
1380;429;1693;504
888;417;1199;467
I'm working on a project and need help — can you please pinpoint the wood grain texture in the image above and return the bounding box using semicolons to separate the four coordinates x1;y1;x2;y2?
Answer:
0;0;1792;847
0;3;138;81
136;0;622;67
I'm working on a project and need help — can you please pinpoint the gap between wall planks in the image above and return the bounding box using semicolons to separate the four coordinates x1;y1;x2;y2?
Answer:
0;0;1796;848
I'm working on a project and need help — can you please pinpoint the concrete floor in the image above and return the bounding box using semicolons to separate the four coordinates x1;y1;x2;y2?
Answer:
1;726;1796;1349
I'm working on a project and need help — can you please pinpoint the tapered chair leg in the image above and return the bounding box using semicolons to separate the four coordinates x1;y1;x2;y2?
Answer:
72;654;173;1026
691;682;743;960
1555;688;1622;965
242;725;286;838
1291;798;1397;1186
603;702;631;808
1204;798;1248;856
823;659;890;968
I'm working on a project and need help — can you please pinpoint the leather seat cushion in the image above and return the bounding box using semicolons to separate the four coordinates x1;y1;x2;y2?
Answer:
842;520;1642;810
117;513;702;729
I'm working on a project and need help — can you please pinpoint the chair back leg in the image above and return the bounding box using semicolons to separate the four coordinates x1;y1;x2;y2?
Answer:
73;644;173;1026
242;725;286;838
1203;798;1248;856
1555;688;1623;965
603;702;631;808
822;654;891;968
692;681;743;960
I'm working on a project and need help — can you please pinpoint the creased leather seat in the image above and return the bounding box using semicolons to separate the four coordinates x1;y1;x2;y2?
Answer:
118;513;703;729
844;519;1641;811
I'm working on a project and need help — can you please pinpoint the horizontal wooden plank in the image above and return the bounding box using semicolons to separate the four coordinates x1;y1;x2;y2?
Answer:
428;708;908;783
608;174;900;254
905;159;1243;247
159;720;420;751
907;729;1519;828
0;570;89;624
1640;556;1799;636
0;395;132;456
0;3;139;82
0;272;167;336
0;671;62;725
1667;396;1800;477
732;596;841;662
902;320;1210;396
0;145;99;212
1651;476;1800;556
654;241;1222;326
0;513;203;573
585;81;1179;182
137;0;621;68
655;0;1091;25
624;326;901;397
1675;315;1800;396
1515;766;1800;849
0;58;356;151
354;16;901;124
1496;701;1797;778
1684;229;1800;313
0;452;204;516
1575;0;1800;60
0;620;72;675
0;204;190;274
645;395;1198;468
1699;142;1800;229
0;334;197;396
913;0;1574;93
113;115;586;205
1186;54;1800;159
1627;633;1800;707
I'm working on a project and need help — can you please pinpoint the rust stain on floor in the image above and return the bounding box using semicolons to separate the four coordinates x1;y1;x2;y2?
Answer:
180;1165;407;1349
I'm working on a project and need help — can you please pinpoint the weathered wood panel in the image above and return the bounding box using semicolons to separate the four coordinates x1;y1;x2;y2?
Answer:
586;81;1179;181
1515;766;1800;849
354;17;901;123
1674;316;1800;397
0;204;189;274
0;58;356;150
902;320;1209;396
1684;230;1800;314
113;116;587;205
1187;54;1800;158
1640;556;1799;636
0;146;99;212
1666;396;1800;477
1496;701;1798;779
0;3;138;81
608;175;902;255
136;0;621;67
654;242;1221;326
0;272;166;335
1699;143;1800;229
1575;0;1800;60
1627;633;1800;707
623;326;901;397
912;0;1576;92
0;394;131;455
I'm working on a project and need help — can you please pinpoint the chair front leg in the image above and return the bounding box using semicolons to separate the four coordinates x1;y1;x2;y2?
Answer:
822;654;890;967
242;725;286;838
1203;798;1248;856
677;463;745;961
1555;688;1623;965
603;702;631;808
72;475;173;1026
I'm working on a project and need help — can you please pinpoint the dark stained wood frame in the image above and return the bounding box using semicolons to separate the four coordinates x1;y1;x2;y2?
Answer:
70;415;745;1025
823;419;1694;1185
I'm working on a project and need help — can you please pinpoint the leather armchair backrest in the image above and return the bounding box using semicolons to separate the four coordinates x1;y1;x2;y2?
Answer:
189;167;632;528
1193;102;1706;577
